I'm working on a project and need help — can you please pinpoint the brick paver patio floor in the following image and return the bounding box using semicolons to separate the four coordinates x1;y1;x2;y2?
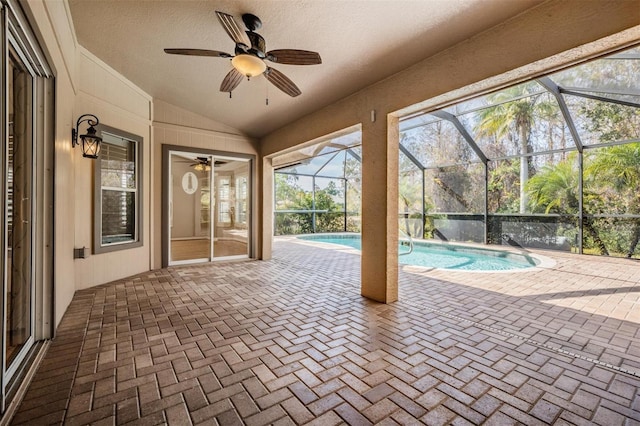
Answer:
12;238;640;425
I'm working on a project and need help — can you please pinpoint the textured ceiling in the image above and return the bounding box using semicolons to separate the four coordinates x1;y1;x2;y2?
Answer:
68;0;543;139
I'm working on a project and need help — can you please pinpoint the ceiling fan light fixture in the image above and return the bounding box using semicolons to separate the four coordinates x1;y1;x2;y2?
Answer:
193;163;211;172
232;54;266;78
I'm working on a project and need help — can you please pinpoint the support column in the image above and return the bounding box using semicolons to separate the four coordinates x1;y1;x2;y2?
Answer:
261;157;274;260
361;113;399;303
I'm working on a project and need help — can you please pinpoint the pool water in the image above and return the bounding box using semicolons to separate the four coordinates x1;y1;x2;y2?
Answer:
298;235;538;271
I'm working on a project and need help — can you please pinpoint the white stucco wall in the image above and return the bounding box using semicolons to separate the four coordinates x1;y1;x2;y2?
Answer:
24;0;81;327
72;47;153;290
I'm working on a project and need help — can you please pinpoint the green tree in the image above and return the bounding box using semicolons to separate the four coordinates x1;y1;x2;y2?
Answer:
314;180;346;232
582;103;640;143
274;173;311;234
586;143;640;257
344;150;362;232
527;158;578;215
526;155;609;255
488;160;520;213
274;173;349;234
581;97;640;257
475;84;556;213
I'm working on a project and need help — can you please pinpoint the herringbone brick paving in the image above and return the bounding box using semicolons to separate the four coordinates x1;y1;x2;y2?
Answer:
12;238;640;425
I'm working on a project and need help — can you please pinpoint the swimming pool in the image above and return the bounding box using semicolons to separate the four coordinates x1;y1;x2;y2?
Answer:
297;234;540;271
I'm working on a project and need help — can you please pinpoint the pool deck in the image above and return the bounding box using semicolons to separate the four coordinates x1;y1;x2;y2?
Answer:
11;237;640;424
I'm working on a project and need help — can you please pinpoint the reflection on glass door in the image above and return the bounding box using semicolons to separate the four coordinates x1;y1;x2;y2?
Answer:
5;52;35;374
169;152;212;264
167;152;250;264
213;159;250;259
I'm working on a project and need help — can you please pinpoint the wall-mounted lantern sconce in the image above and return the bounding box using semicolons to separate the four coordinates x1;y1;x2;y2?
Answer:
72;114;102;159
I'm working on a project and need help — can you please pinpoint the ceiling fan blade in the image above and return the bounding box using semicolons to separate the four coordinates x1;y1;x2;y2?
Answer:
220;68;244;93
215;11;251;48
265;67;301;97
164;48;232;58
267;49;322;65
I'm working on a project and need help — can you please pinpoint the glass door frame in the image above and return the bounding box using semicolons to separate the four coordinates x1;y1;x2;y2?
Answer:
3;44;37;386
211;154;251;261
0;0;54;414
161;145;254;268
167;150;213;266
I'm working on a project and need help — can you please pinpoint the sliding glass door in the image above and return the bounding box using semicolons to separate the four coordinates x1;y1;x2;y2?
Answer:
4;49;35;379
169;152;213;264
0;2;54;413
167;150;251;265
212;158;250;259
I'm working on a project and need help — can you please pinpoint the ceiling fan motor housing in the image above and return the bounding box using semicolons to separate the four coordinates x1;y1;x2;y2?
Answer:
242;13;262;31
240;32;266;58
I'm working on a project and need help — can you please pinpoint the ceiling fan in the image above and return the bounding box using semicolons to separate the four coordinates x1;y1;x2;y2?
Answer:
164;11;322;98
174;156;228;172
190;157;211;171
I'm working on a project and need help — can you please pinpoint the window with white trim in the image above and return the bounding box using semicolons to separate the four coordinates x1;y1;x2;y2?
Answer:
218;177;231;223
236;176;248;225
94;127;143;253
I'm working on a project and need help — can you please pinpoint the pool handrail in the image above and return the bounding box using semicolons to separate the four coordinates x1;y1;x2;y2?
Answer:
399;228;414;256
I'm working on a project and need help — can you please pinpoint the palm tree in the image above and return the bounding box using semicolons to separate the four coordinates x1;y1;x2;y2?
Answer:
527;159;578;215
526;155;609;255
475;84;548;213
586;143;640;257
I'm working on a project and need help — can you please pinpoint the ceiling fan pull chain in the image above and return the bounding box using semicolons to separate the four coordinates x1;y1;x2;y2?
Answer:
266;78;269;106
229;92;232;99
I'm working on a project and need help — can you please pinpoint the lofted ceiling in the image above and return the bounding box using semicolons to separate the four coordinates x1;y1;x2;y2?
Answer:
68;0;544;139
